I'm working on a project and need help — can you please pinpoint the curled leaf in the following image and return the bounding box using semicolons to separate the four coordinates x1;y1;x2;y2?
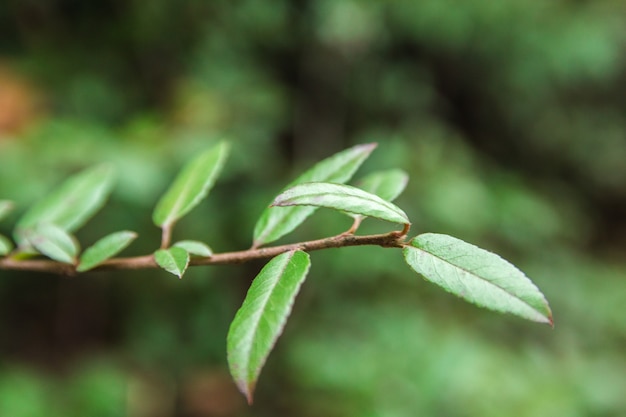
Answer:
403;233;552;325
272;182;410;225
253;143;377;247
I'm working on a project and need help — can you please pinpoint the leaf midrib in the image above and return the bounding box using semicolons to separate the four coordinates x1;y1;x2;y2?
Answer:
411;245;545;316
277;187;407;222
239;253;293;379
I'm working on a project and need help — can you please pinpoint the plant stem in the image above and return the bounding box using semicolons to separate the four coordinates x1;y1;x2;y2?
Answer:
160;223;173;249
0;228;409;276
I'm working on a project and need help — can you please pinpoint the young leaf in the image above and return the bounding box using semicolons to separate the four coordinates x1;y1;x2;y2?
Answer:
0;235;13;256
227;250;311;404
356;169;409;202
154;247;189;278
173;240;213;257
14;165;115;245
253;143;377;247
153;142;230;228
77;231;138;272
0;200;14;222
271;182;410;225
403;233;553;325
26;224;79;264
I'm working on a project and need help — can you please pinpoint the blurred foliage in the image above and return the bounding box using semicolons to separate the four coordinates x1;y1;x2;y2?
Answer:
1;0;625;416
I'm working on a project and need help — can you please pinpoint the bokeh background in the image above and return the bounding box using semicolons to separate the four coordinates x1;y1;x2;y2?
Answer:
1;1;625;416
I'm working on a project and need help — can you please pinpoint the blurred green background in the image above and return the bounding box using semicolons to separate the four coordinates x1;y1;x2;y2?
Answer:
1;0;625;416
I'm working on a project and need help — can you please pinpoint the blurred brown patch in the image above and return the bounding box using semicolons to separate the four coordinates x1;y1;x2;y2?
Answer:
127;369;245;417
0;63;43;138
181;369;245;417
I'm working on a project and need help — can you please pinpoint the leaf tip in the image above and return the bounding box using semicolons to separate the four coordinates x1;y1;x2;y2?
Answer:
244;384;255;405
360;142;378;152
230;369;256;405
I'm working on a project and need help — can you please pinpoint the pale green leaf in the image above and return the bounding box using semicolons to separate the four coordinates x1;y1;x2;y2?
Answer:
77;231;138;272
0;234;13;256
271;182;410;224
227;250;310;404
356;169;409;202
0;200;14;222
153;142;230;227
14;165;115;245
26;224;79;264
154;247;189;278
253;143;377;247
403;233;553;325
173;240;213;257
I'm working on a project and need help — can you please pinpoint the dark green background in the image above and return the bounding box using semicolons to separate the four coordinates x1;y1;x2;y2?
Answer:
0;1;625;416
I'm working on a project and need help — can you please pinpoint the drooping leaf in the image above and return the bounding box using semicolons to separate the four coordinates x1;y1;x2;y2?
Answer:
153;142;230;228
271;182;410;225
227;250;311;404
0;200;14;222
77;231;138;272
403;233;553;325
14;165;115;245
356;169;409;202
154;247;189;278
26;224;79;264
173;240;213;257
0;235;13;255
253;143;377;247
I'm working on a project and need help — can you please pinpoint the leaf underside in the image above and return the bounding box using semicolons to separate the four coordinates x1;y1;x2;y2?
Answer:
227;250;311;404
77;231;138;272
253;143;377;247
153;142;230;228
26;223;79;264
14;165;115;245
154;247;190;278
272;182;410;225
173;240;213;257
403;233;552;325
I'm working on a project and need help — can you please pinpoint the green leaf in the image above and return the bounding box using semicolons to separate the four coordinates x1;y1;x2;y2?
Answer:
77;231;138;272
0;200;14;222
356;169;409;202
403;233;553;325
14;165;115;245
26;224;79;264
0;235;13;256
271;182;410;225
154;247;189;278
173;240;213;257
153;142;230;227
227;250;311;404
253;143;377;247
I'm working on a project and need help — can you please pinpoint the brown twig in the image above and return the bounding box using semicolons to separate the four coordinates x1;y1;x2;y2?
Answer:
0;227;410;277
